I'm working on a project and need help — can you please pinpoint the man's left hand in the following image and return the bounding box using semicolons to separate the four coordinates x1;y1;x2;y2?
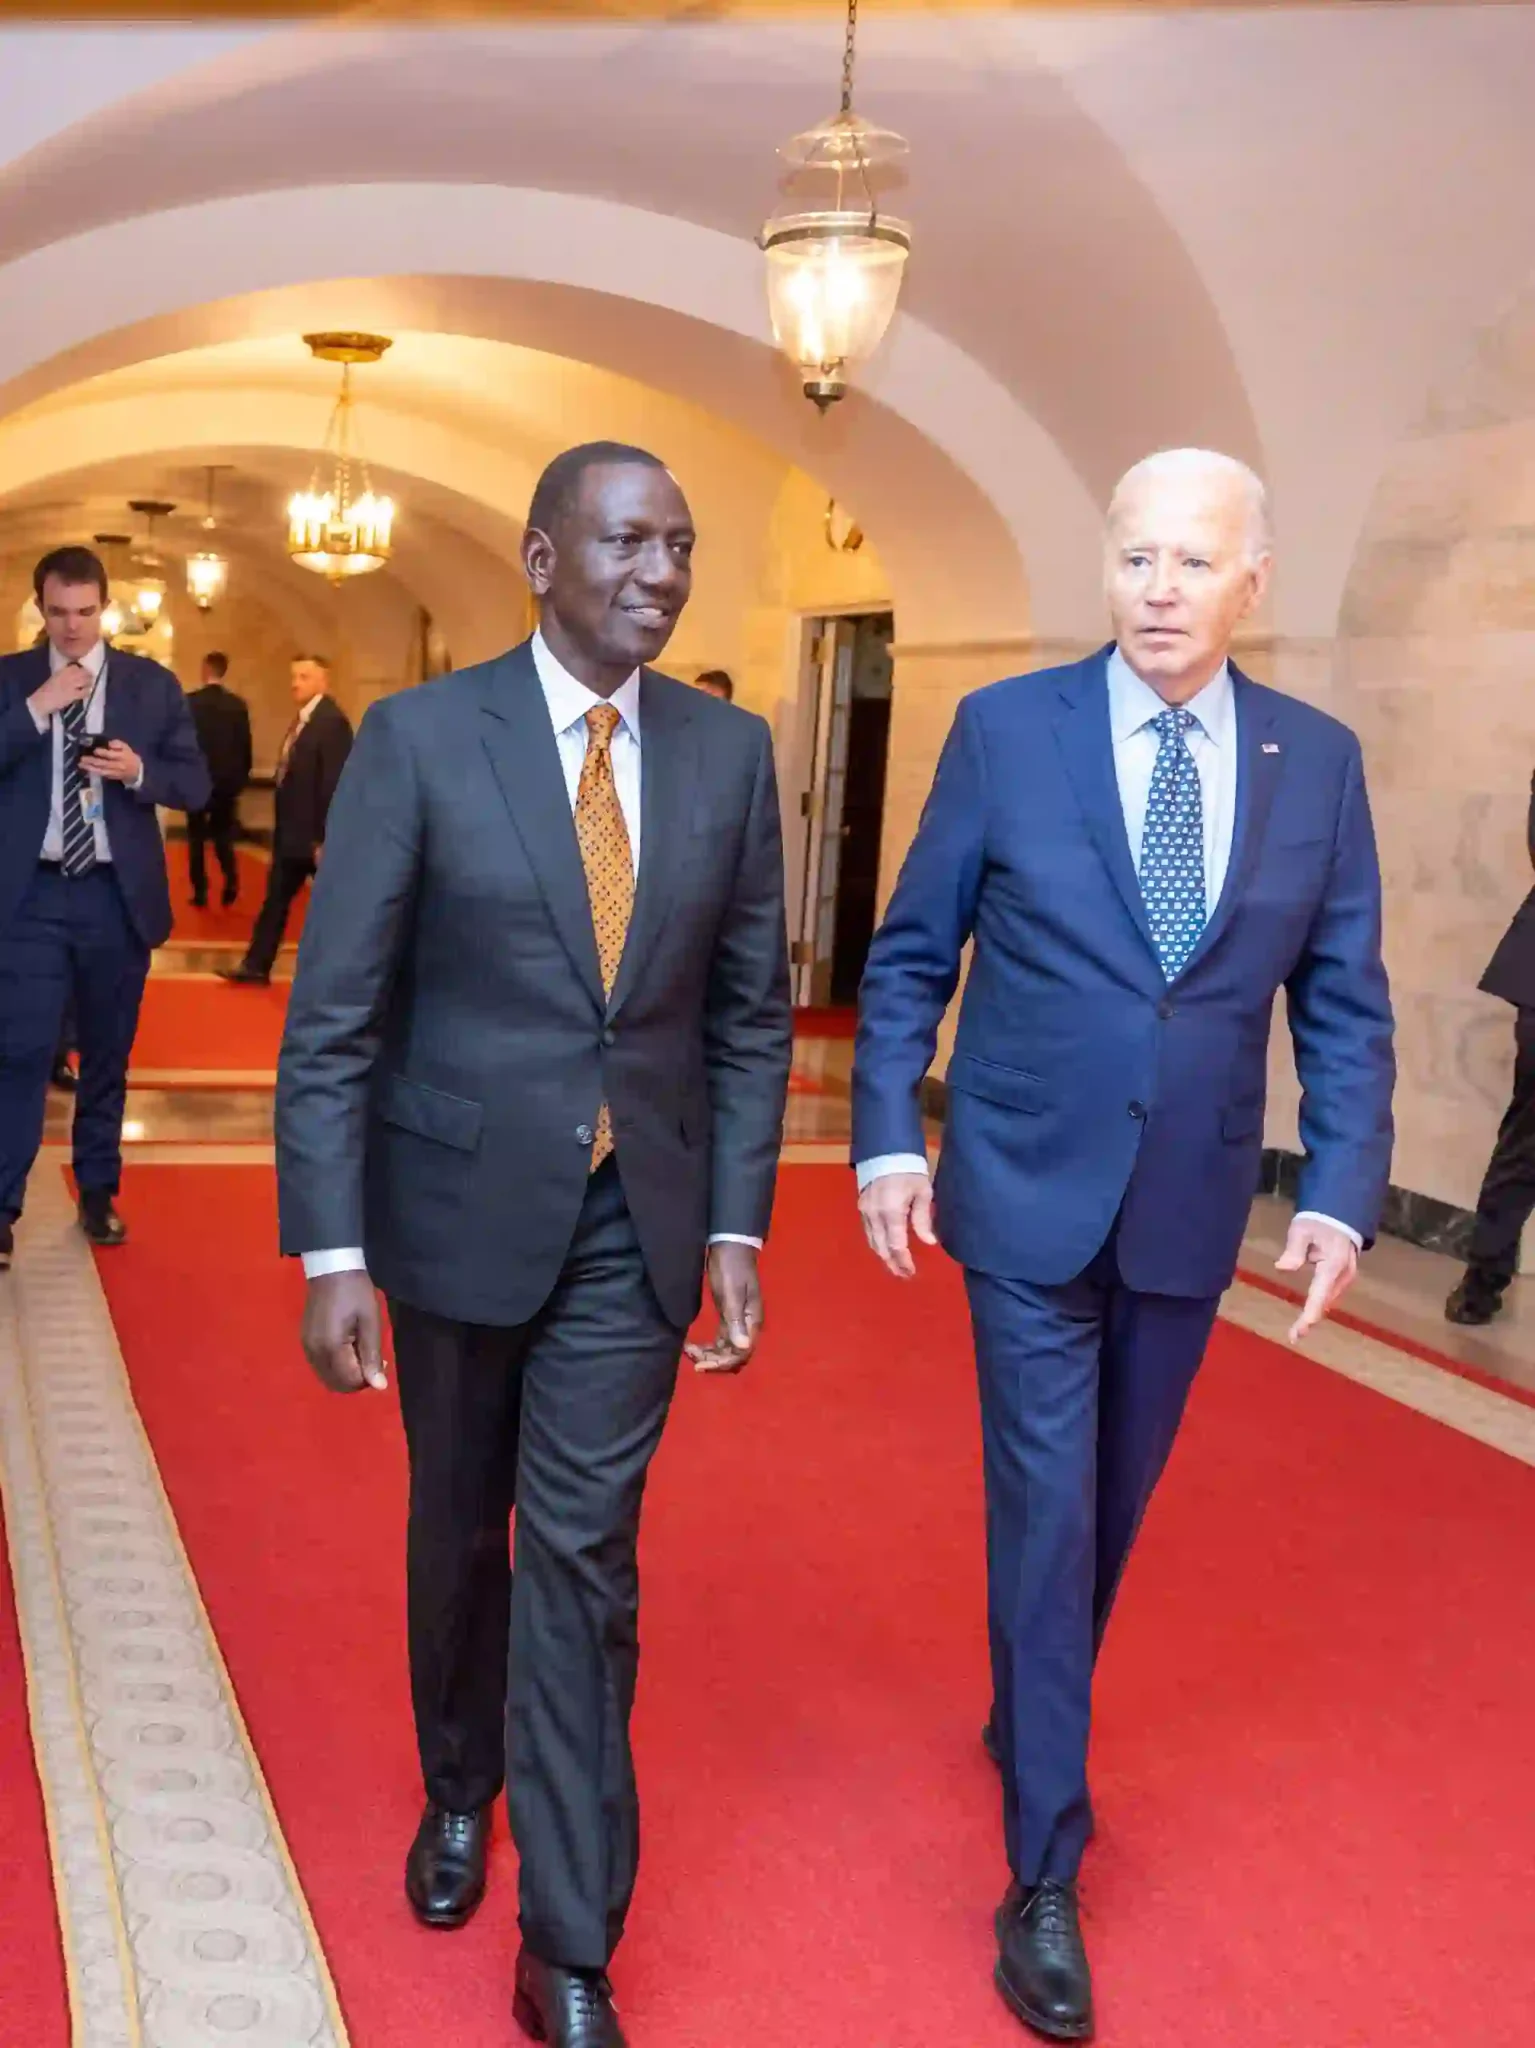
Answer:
79;739;143;784
1274;1215;1358;1344
686;1242;763;1375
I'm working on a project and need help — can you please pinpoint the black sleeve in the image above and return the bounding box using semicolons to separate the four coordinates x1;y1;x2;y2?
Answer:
702;720;793;1241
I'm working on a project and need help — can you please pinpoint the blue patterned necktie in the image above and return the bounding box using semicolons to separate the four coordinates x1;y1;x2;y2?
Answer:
1138;706;1206;979
59;693;99;877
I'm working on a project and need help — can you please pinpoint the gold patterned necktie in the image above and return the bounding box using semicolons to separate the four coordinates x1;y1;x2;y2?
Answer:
573;702;634;1170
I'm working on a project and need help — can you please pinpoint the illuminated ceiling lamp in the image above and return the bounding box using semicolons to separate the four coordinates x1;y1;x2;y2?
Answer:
288;332;396;581
127;498;173;621
760;0;911;412
186;464;230;612
92;533;131;639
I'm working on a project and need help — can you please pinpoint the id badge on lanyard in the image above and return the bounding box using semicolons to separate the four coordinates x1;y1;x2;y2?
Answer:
79;658;107;825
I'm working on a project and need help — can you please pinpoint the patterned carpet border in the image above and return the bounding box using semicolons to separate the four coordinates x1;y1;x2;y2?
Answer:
0;1168;350;2048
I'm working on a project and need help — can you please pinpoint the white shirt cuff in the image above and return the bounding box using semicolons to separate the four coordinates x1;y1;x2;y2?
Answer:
1293;1210;1363;1251
301;1247;368;1279
29;701;48;735
855;1153;931;1191
708;1234;763;1249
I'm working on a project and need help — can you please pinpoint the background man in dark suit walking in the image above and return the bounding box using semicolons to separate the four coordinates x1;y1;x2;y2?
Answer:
1446;769;1535;1324
184;650;252;909
276;443;791;2048
0;545;209;1265
220;653;351;985
853;450;1394;2041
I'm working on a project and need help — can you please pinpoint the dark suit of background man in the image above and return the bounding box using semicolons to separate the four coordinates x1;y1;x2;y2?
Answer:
1446;769;1535;1324
276;443;791;2048
0;546;209;1268
220;654;352;986
185;650;252;909
853;450;1394;2043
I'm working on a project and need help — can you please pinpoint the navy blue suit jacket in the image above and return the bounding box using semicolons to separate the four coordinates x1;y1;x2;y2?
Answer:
0;645;211;950
853;650;1395;1299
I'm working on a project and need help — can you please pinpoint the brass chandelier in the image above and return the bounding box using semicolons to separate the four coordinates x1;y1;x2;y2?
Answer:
760;0;911;410
287;333;396;581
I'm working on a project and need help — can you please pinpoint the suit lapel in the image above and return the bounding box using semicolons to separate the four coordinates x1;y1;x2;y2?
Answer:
607;671;700;1022
1180;666;1281;976
477;643;605;1012
1052;652;1161;965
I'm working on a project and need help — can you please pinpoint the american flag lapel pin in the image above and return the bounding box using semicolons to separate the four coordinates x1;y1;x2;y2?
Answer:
1262;742;1280;754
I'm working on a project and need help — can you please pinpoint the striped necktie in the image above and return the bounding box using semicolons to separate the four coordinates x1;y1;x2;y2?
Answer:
59;689;99;877
573;704;634;1171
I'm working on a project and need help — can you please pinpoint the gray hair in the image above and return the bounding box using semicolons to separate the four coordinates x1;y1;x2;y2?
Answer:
1107;448;1272;563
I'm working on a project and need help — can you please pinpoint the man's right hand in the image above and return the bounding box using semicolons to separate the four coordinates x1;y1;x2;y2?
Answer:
858;1171;937;1280
301;1271;388;1393
28;663;93;721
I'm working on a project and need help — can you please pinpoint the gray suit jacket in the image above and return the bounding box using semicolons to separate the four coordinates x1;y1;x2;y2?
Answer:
275;640;792;1329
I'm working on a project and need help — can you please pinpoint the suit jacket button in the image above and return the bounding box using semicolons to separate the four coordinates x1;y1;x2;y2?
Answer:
1128;1100;1146;1119
601;1028;616;1048
576;1124;594;1146
1157;999;1175;1020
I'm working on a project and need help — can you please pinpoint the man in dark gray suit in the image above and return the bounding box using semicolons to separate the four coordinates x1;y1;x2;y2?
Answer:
275;442;791;2048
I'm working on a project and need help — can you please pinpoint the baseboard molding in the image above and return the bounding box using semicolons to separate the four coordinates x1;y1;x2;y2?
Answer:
915;1079;1473;1260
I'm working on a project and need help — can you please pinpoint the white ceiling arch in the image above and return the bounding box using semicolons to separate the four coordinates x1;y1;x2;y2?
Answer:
0;184;1103;641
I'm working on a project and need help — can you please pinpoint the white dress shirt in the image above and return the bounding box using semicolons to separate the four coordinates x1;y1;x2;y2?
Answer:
302;631;757;1280
856;648;1360;1250
30;639;142;863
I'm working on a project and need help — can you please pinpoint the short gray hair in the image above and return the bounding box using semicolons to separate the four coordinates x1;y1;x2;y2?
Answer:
1107;448;1272;563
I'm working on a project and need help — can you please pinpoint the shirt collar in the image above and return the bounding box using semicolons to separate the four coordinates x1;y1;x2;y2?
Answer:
1107;644;1232;746
295;691;325;727
48;638;106;679
532;629;641;744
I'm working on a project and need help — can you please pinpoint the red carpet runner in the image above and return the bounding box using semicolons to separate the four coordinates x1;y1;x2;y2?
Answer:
127;976;830;1088
165;839;304;948
92;1164;1535;2046
0;1503;70;2044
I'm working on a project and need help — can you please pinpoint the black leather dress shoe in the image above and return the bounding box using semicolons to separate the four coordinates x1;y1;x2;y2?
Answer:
513;1949;627;2047
217;964;270;986
190;893;208;910
50;1055;77;1092
995;1880;1094;2041
1445;1277;1502;1326
78;1196;127;1248
404;1803;489;1928
0;1221;13;1271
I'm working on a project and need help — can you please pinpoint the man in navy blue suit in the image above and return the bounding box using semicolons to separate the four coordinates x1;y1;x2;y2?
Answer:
0;547;209;1267
852;451;1393;2041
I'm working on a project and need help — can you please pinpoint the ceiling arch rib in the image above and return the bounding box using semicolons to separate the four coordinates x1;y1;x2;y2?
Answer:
0;185;1103;640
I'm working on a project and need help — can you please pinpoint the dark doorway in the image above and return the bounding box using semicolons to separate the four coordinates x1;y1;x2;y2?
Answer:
829;620;893;1003
794;610;893;1010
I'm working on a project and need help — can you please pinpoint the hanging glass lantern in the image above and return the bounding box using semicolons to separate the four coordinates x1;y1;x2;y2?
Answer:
187;465;230;611
761;0;911;410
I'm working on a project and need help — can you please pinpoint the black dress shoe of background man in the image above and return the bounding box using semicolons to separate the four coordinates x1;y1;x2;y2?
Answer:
217;963;270;987
1445;1275;1503;1326
404;1803;489;1928
78;1194;127;1249
995;1880;1094;2042
0;1220;13;1271
513;1949;628;2048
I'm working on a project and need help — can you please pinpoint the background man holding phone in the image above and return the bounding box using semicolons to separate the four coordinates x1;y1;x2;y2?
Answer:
0;545;209;1266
